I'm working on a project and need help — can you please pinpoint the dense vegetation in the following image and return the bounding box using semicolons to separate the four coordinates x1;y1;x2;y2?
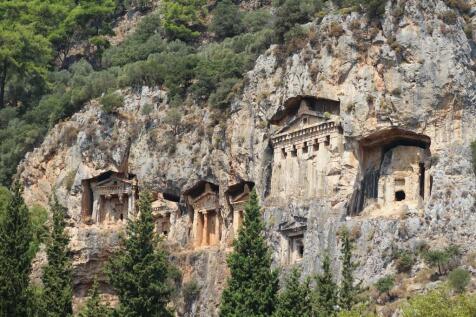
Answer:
0;0;427;187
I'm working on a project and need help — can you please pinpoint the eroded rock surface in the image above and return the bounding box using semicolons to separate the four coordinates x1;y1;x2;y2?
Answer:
19;0;476;315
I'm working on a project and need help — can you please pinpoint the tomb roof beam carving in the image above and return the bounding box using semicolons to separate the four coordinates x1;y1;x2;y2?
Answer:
271;122;340;149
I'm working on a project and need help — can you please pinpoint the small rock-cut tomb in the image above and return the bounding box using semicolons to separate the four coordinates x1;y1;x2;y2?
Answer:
226;182;254;238
278;216;307;265
81;171;138;224
185;181;222;248
151;192;179;236
270;96;343;200
348;129;432;215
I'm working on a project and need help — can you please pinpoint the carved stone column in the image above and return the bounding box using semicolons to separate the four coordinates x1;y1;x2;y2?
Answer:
202;211;208;246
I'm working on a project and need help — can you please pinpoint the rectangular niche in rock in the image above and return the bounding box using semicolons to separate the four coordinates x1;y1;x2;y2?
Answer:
81;171;138;225
269;96;343;201
184;181;222;248
226;181;254;239
151;192;179;236
278;215;308;265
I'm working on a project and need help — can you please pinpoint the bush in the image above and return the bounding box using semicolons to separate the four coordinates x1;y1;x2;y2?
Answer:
448;267;471;293
395;251;416;273
440;10;458;25
242;9;272;33
273;0;323;43
375;275;394;295
160;0;206;42
210;0;243;40
100;93;124;113
424;245;460;275
402;288;476;317
182;280;200;303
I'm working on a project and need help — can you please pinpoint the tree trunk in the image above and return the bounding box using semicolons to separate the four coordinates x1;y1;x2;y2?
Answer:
0;61;7;109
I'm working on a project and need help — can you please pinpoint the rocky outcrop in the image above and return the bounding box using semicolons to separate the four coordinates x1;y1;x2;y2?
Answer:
18;0;476;315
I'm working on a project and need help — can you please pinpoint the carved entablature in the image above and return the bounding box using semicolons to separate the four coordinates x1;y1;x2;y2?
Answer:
278;215;308;237
271;121;339;150
94;176;137;196
151;193;178;217
227;182;254;211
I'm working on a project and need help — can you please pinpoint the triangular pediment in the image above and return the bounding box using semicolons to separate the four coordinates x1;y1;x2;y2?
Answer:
278;215;307;235
193;191;218;203
97;176;130;187
276;113;322;135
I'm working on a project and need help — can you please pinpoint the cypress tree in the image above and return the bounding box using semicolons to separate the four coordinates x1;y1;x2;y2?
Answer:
0;183;33;317
313;254;338;317
339;229;360;310
79;277;110;317
107;191;175;317
220;189;279;317
273;268;312;317
41;196;73;317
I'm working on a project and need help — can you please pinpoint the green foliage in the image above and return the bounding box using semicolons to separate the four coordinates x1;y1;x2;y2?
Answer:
0;184;33;316
402;287;476;317
273;0;323;43
164;107;183;135
40;197;73;317
160;0;207;42
210;0;243;40
29;204;48;258
334;0;387;19
0;22;52;108
447;267;470;293
424;245;460;275
107;191;176;317
337;304;377;317
0;186;11;222
313;254;338;317
394;249;416;273
242;9;272;33
339;229;360;310
273;268;312;317
100;92;124;113
79;277;111;317
375;275;394;295
220;189;279;317
182;280;200;304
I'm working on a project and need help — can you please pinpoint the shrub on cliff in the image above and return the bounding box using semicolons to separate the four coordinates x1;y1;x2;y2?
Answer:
402;287;476;317
160;0;207;42
448;267;471;293
220;189;279;317
100;92;124;113
40;197;73;317
107;191;177;317
210;0;244;40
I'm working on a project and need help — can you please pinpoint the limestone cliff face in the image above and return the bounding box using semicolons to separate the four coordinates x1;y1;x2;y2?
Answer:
18;0;476;315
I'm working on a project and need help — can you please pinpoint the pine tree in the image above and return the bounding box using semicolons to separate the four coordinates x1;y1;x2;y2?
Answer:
0;183;33;316
273;268;312;317
107;191;175;317
79;277;110;317
220;189;279;317
41;196;73;317
313;254;338;317
339;229;360;310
